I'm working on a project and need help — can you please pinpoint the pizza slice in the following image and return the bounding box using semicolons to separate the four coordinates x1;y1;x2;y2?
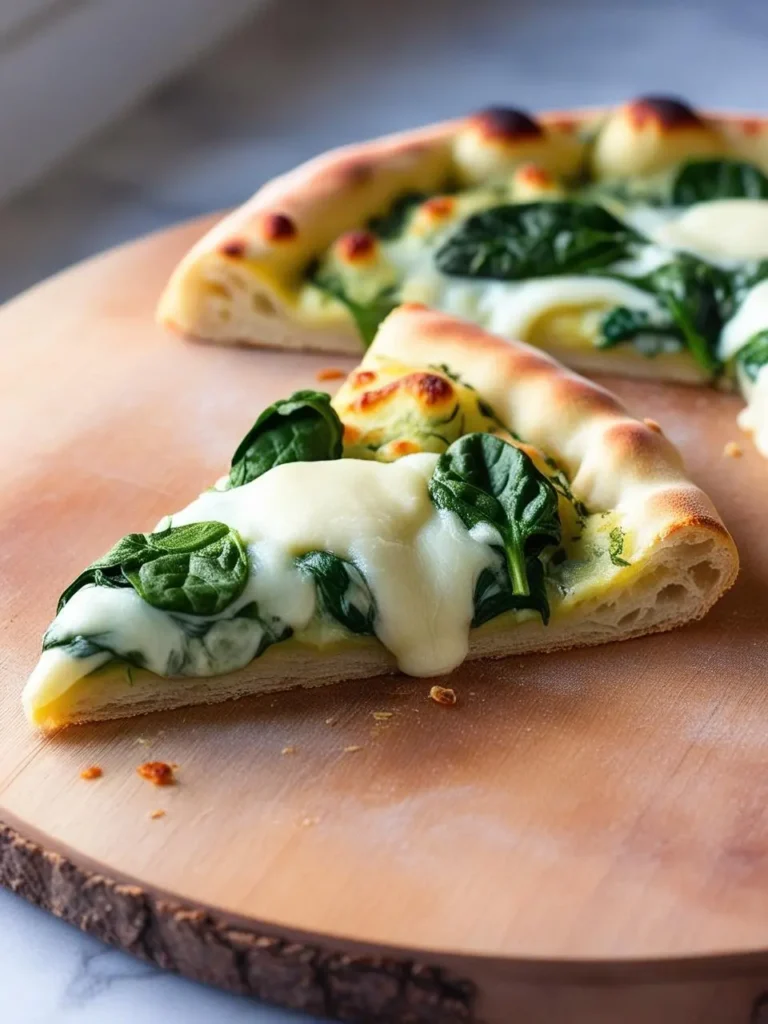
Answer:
24;305;737;731
157;96;768;453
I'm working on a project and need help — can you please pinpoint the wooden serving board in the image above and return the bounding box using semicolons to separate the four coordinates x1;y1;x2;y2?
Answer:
3;219;768;1024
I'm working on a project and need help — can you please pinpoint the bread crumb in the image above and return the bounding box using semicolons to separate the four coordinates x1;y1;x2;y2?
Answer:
301;815;320;827
724;441;743;458
372;711;393;721
137;761;176;786
316;367;346;382
80;765;103;781
429;685;457;706
344;744;363;753
136;737;150;746
281;745;296;755
325;716;338;726
149;809;166;820
643;418;663;434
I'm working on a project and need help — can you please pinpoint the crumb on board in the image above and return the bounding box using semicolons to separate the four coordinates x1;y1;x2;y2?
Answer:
301;815;320;827
137;761;176;786
281;745;297;755
325;716;338;726
149;809;166;820
316;367;346;382
372;711;393;721
343;744;363;753
429;685;457;706
724;441;743;458
136;737;150;746
643;418;663;434
79;765;103;781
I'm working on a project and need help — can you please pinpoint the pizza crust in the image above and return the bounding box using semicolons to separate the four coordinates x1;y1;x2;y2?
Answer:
29;306;738;731
157;101;768;359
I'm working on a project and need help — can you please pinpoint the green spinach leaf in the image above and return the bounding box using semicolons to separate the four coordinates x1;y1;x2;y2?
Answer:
296;551;376;635
312;272;398;348
57;521;249;617
472;557;550;627
608;526;630;568
670;159;768;205
636;257;728;376
434;202;640;281
597;306;684;355
736;330;768;383
368;191;427;239
729;259;768;311
429;434;561;622
229;390;343;488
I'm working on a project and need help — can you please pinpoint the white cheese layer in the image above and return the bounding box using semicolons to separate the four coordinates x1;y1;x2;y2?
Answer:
738;364;768;457
25;454;499;712
399;273;665;344
720;279;768;360
651;199;768;265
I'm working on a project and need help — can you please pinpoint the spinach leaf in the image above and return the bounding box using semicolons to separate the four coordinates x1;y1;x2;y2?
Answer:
312;272;398;348
597;306;684;355
608;526;630;568
57;522;249;617
472;556;550;627
429;434;560;622
368;191;427;239
296;551;376;635
736;330;768;383
637;257;727;376
729;259;768;311
229;390;343;488
434;202;640;281
670;159;768;205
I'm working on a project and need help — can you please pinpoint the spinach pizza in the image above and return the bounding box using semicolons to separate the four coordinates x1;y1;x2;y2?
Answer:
158;96;768;455
25;306;736;730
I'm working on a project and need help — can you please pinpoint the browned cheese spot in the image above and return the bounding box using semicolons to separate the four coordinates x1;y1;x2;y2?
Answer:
470;106;542;141
626;96;701;130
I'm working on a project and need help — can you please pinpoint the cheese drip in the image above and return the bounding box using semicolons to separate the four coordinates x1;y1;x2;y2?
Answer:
24;454;498;711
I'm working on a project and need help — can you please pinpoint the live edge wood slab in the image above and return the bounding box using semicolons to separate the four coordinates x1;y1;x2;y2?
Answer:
3;219;768;1023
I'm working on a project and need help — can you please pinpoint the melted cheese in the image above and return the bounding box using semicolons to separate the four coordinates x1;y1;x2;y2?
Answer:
720;279;768;360
24;455;500;712
652;199;768;264
399;273;665;347
738;364;768;456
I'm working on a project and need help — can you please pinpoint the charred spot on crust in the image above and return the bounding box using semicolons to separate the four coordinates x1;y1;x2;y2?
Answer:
262;212;297;242
421;196;456;218
626;96;701;130
351;370;377;388
355;379;400;410
409;372;454;405
389;440;422;456
336;229;377;262
470;107;542;141
515;163;554;186
219;239;246;258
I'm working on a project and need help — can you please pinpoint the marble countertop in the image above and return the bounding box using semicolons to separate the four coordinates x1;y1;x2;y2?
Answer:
2;0;768;1019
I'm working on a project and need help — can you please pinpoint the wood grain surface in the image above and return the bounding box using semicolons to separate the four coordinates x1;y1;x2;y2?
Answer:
2;218;768;1022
